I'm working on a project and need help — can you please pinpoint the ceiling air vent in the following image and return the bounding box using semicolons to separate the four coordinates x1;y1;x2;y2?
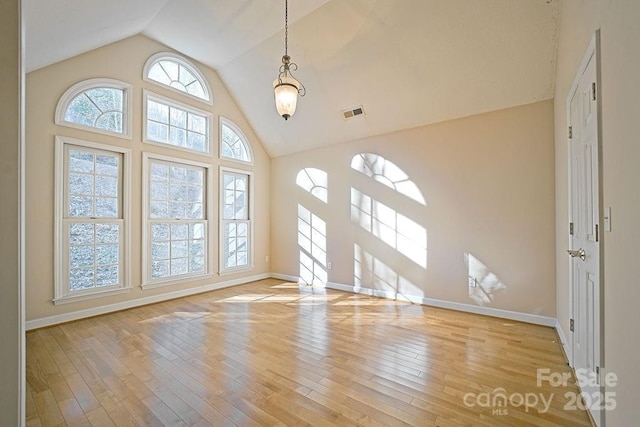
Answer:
342;106;365;119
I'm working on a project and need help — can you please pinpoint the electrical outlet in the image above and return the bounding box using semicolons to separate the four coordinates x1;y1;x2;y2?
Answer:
327;261;332;270
468;276;476;288
265;255;270;263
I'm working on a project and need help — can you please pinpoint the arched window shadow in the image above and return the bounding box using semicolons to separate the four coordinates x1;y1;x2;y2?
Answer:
296;168;327;203
465;253;507;306
350;153;427;300
351;153;426;206
296;168;329;286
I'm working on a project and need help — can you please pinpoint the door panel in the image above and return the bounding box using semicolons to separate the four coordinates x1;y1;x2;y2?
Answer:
568;46;601;426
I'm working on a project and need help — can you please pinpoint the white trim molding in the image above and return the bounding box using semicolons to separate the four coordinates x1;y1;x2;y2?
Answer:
54;136;132;304
141;152;215;288
219;166;254;275
323;281;556;326
27;273;271;331
555;318;572;364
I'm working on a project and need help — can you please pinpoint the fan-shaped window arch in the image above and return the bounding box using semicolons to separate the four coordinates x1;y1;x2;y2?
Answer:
144;53;212;104
220;117;253;164
55;78;132;139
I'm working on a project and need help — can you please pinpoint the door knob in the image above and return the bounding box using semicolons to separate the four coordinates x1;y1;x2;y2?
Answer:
567;248;586;261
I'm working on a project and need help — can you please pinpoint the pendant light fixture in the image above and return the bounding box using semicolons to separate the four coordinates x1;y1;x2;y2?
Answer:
273;0;306;120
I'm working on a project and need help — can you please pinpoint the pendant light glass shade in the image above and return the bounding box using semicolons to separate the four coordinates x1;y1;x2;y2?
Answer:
273;76;300;120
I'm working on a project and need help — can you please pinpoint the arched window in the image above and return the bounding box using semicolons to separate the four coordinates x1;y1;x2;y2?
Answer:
220;117;253;164
143;53;211;104
55;79;132;139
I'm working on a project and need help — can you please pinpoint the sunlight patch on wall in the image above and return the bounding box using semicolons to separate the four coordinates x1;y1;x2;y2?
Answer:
354;244;424;299
298;204;327;286
351;153;426;205
296;168;328;203
465;253;507;306
351;188;427;268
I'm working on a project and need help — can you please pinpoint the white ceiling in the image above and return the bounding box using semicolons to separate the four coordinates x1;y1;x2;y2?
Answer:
25;0;560;157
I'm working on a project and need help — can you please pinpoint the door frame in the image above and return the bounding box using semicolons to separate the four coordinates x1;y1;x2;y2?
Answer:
566;29;604;426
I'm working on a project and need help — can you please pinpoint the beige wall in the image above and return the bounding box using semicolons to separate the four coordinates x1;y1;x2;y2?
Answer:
555;1;640;424
26;35;271;322
271;100;556;317
0;0;23;424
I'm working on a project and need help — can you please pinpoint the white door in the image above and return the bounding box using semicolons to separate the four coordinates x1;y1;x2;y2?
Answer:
568;35;602;426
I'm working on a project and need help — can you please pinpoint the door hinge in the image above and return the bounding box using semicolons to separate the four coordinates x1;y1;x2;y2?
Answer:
568;126;573;139
592;82;597;101
595;224;599;242
596;366;601;385
569;222;574;235
570;318;574;332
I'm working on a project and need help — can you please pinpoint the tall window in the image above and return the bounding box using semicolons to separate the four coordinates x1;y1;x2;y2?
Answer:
143;53;212;104
220;117;253;164
143;153;211;287
220;168;252;272
55;136;131;304
144;91;211;154
55;78;132;139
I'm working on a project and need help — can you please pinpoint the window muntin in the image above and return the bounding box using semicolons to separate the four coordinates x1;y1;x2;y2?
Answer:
144;92;211;154
220;169;252;271
150;222;206;279
220;117;253;164
67;222;122;290
144;155;210;285
65;88;123;133
144;53;211;103
55;137;131;304
66;148;121;218
55;79;132;139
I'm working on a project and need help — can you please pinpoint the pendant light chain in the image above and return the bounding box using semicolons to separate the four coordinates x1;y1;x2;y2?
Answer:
284;0;289;57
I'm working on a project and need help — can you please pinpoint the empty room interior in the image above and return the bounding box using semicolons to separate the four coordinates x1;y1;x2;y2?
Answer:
2;0;640;426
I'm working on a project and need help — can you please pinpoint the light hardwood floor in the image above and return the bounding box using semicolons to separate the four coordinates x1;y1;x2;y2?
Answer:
27;279;592;426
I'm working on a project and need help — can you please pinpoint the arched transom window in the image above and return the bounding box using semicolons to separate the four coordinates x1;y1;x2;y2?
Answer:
220;117;253;164
55;78;132;138
144;53;211;103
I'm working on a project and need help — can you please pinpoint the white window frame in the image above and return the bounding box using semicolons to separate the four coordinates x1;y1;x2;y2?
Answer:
219;166;254;275
143;52;213;105
219;116;254;165
142;152;214;289
54;136;131;304
143;90;213;156
55;78;133;139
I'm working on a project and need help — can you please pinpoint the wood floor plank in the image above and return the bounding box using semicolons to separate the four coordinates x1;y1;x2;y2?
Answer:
27;279;592;426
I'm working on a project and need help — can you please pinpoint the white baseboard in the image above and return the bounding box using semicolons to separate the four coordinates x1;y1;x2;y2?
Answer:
26;273;271;330
269;273;299;282
324;281;556;327
555;318;572;365
27;273;557;331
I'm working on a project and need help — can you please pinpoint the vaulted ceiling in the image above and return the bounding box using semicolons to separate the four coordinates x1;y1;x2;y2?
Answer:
25;0;560;157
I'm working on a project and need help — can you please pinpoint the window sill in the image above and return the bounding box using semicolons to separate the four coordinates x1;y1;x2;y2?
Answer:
53;286;132;305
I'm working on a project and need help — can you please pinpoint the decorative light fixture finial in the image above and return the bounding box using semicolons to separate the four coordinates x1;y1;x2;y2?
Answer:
273;0;306;120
